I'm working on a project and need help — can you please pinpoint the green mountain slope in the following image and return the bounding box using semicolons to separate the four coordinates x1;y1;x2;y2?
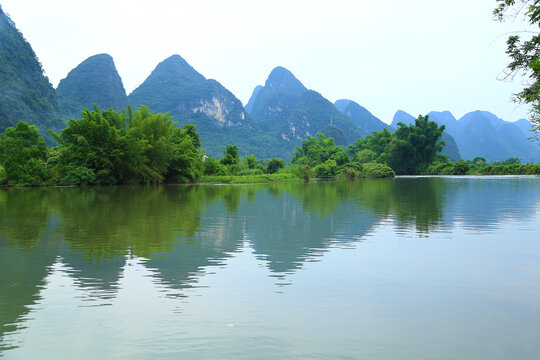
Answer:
247;67;362;147
456;111;540;162
128;55;284;157
335;99;393;135
56;54;128;119
0;5;64;142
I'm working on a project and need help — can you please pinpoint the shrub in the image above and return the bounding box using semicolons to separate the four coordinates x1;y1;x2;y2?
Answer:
361;163;395;178
267;158;284;174
314;159;338;179
336;163;363;180
279;164;313;181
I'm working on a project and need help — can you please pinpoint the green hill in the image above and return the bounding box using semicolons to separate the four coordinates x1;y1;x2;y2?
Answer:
128;55;285;158
335;99;393;136
56;53;128;119
0;5;64;142
247;67;362;148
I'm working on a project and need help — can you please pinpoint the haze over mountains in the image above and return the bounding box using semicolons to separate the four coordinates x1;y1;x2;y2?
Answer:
391;109;540;162
0;4;539;162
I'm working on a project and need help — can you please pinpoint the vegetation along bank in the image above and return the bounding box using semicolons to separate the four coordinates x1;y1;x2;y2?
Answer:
0;106;538;187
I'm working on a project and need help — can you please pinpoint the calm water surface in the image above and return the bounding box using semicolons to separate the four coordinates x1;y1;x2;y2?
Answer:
1;177;539;359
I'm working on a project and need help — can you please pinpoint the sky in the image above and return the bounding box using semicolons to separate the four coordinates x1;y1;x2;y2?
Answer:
1;0;534;124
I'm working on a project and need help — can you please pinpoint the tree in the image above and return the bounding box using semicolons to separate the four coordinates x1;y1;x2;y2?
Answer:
0;121;48;185
495;0;540;138
246;154;256;169
266;158;284;174
50;106;128;185
384;115;445;174
50;105;203;185
347;128;393;160
220;144;239;166
291;133;348;167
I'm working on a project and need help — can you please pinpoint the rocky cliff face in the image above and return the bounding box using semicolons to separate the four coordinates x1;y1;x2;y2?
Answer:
128;55;250;129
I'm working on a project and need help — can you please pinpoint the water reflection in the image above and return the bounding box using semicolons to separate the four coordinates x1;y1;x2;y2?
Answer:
1;177;539;354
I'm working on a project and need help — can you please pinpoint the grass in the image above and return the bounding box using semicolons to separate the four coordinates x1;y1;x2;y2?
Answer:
199;173;302;184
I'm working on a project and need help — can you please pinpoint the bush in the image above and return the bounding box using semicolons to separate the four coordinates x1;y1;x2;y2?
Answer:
203;157;227;176
237;168;264;176
314;159;338;179
279;164;313;181
336;163;363;180
56;165;96;185
354;149;377;163
452;160;471;175
0;121;48;186
361;163;395;178
267;158;284;174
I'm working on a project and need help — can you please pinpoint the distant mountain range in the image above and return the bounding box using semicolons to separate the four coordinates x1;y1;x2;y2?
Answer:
246;66;361;144
392;110;540;162
0;5;539;161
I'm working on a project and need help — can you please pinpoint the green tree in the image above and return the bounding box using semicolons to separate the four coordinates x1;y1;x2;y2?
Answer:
473;156;487;167
495;0;540;137
0;121;48;185
347;128;393;160
167;124;203;183
384;115;445;174
50;105;203;185
354;149;377;163
126;106;177;183
291;133;348;167
50;106;128;185
246;154;256;169
220;144;239;166
266;158;284;174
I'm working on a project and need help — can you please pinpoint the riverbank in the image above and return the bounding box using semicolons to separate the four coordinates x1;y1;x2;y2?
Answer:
199;173;302;184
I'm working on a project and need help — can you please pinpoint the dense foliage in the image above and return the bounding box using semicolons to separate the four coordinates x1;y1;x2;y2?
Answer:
0;121;48;185
348;115;445;174
288;133;395;180
0;106;204;186
426;155;540;175
495;0;540;137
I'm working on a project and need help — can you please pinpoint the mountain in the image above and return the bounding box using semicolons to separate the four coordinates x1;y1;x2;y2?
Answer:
246;66;361;149
393;109;540;162
334;99;393;135
129;55;248;128
391;110;416;127
320;125;347;146
455;111;540;162
0;5;64;142
514;118;536;138
391;110;461;160
127;55;279;157
333;99;353;113
245;85;262;113
427;111;460;135
56;54;128;119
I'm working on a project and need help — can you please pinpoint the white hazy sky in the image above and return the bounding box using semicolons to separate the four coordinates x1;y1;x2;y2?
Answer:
1;0;534;124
